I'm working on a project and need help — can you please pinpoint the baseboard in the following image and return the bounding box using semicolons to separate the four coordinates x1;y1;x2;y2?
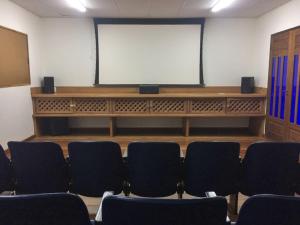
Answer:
22;135;36;142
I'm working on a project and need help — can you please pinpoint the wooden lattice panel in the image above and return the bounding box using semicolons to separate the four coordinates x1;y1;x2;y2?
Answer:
190;99;226;114
113;99;149;113
150;99;186;114
227;98;264;114
74;98;109;113
35;98;72;113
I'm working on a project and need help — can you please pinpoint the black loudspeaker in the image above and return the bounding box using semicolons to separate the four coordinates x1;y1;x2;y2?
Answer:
40;118;69;136
139;85;159;94
42;76;55;93
241;77;255;93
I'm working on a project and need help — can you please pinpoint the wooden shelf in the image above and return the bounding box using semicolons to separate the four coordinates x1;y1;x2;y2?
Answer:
33;113;266;118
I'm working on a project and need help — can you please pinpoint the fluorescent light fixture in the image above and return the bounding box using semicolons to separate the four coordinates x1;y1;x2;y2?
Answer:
211;0;236;12
66;0;86;12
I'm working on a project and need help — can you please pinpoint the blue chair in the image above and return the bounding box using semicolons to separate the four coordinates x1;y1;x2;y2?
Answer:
127;142;181;197
0;193;96;225
8;141;69;194
235;194;300;225
184;142;240;197
240;142;300;196
0;144;13;193
68;141;124;197
102;195;228;225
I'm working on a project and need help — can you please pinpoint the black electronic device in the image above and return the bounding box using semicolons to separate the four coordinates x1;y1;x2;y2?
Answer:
241;77;255;93
42;76;55;94
139;85;159;94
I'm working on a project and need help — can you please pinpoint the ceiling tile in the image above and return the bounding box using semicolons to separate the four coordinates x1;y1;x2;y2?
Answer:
114;0;150;17
149;0;185;18
10;0;292;18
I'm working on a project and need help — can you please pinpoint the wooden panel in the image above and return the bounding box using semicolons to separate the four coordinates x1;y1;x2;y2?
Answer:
151;99;186;113
227;98;264;114
288;128;300;141
271;32;289;51
190;98;225;114
266;120;285;140
295;32;300;49
74;98;109;113
35;98;72;114
0;26;30;88
113;99;149;113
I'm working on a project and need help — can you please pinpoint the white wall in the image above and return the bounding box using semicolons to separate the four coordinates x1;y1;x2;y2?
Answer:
255;0;300;87
41;18;95;86
38;1;300;87
0;0;41;149
204;19;256;86
41;18;256;87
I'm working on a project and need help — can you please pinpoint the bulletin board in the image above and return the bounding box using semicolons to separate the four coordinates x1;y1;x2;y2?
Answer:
0;25;30;88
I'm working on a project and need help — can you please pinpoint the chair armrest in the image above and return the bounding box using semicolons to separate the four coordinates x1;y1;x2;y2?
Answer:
95;191;114;222
205;191;217;197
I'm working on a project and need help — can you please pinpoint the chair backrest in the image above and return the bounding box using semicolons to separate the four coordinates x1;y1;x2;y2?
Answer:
102;195;228;225
0;145;13;192
297;163;300;194
8;141;68;194
68;141;124;197
184;142;240;196
127;142;181;197
235;194;300;225
240;142;300;196
0;193;92;225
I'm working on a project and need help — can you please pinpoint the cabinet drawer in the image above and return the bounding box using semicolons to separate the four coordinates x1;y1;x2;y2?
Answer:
151;99;187;114
113;99;149;114
73;98;109;113
190;98;226;114
35;98;72;114
227;98;264;114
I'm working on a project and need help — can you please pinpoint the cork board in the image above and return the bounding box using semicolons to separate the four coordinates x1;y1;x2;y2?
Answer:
0;26;30;88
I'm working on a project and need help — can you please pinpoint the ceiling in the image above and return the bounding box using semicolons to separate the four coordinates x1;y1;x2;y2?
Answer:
10;0;291;18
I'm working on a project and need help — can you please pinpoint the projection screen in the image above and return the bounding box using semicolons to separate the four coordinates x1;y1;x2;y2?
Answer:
94;19;205;85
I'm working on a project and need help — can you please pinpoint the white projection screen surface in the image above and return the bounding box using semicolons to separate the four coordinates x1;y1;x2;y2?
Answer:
97;24;202;85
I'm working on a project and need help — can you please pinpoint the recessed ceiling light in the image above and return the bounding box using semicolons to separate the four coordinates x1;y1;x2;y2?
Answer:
66;0;87;12
212;0;236;12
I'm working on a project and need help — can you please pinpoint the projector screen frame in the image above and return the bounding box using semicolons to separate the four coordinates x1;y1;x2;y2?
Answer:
93;18;205;87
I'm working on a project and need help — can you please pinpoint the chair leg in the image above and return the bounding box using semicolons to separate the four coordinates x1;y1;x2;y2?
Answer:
178;192;183;199
177;181;184;199
123;181;130;196
228;193;238;215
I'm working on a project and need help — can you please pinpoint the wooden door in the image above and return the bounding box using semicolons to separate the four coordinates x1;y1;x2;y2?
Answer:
266;31;290;140
287;28;300;141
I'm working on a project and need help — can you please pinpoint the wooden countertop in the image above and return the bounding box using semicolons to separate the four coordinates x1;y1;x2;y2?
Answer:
31;92;266;98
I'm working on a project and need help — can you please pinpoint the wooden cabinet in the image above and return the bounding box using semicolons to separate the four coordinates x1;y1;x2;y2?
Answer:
266;26;300;141
31;87;266;137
